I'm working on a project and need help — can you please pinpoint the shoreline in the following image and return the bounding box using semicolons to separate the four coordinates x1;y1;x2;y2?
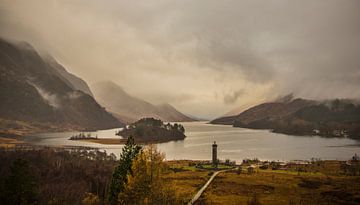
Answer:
77;138;127;145
0;137;25;148
210;122;360;140
70;137;181;145
0;143;356;163
0;143;354;164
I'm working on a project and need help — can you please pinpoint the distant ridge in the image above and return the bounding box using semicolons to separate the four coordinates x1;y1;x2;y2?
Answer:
211;97;315;125
91;81;196;123
211;97;360;139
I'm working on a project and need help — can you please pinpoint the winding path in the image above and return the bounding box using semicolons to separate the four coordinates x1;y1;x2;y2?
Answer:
188;169;229;205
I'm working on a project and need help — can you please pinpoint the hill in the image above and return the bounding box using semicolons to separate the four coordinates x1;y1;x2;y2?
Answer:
91;81;195;123
211;96;315;125
0;38;122;135
43;55;94;97
211;97;360;139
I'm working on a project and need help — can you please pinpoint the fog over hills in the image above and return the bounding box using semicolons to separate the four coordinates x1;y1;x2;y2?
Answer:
1;1;359;119
91;81;195;123
43;55;94;97
0;2;359;204
0;38;122;134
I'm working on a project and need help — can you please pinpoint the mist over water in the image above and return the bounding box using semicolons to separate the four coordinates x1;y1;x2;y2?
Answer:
25;122;360;162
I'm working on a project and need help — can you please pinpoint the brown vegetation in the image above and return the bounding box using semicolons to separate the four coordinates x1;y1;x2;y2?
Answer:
1;146;358;205
0;147;117;205
0;147;208;205
0;137;24;148
196;169;360;205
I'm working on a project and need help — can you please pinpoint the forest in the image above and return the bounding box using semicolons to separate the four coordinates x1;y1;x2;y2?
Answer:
0;146;116;204
0;137;186;205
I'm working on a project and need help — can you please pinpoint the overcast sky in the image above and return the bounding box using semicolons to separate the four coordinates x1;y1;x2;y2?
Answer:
1;0;360;119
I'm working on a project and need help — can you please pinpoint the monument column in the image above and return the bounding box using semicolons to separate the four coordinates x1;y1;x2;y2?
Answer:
212;141;218;166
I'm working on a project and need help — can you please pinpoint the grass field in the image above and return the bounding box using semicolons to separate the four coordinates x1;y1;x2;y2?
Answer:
195;169;360;205
163;160;212;204
161;160;360;204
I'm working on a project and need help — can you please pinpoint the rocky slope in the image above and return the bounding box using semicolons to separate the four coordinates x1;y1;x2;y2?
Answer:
91;81;195;123
0;38;122;135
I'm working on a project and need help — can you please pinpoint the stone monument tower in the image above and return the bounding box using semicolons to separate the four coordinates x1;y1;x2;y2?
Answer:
212;141;218;166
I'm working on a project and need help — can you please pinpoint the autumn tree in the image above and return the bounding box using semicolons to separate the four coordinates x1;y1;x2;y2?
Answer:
82;192;100;205
119;145;177;205
108;136;142;205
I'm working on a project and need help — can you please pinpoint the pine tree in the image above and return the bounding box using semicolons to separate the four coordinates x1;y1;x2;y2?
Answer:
107;135;141;205
1;158;38;205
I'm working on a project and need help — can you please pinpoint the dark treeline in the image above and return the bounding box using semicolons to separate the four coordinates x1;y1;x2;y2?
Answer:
0;138;180;205
69;133;98;140
0;146;117;205
116;118;186;143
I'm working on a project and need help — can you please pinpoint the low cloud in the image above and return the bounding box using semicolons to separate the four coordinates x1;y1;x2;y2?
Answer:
1;0;359;118
28;81;61;109
223;90;245;105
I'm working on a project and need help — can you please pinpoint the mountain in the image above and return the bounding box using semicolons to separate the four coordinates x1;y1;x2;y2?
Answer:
155;103;195;122
43;55;94;97
211;97;360;139
91;81;195;123
211;96;315;125
0;38;122;135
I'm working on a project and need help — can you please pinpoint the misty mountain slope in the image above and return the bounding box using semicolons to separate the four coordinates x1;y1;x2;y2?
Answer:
155;103;195;122
44;55;94;97
211;97;360;139
91;81;160;122
236;98;316;124
0;38;122;132
91;81;195;123
211;97;315;125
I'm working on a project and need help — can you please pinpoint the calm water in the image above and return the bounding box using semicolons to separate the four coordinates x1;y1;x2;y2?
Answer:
25;121;360;162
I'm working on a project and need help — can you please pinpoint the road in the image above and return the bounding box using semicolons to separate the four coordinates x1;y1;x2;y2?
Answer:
187;169;231;205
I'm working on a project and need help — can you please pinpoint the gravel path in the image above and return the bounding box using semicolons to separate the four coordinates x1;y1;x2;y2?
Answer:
188;169;230;205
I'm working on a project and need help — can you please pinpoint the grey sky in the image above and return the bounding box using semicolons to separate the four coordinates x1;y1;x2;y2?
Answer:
1;0;359;119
